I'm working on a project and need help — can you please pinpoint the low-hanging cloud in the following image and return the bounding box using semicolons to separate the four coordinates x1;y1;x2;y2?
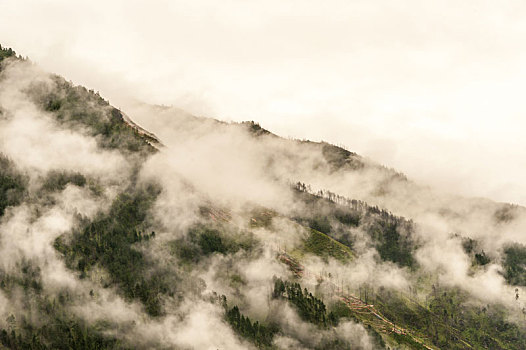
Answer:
2;10;526;348
3;0;526;206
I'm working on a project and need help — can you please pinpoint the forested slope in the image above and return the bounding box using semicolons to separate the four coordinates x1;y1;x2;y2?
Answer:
1;44;526;349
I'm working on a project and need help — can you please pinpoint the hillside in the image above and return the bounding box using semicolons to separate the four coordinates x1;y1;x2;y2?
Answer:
2;45;526;349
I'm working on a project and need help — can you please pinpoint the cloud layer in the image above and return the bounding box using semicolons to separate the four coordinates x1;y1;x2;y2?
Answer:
2;0;526;205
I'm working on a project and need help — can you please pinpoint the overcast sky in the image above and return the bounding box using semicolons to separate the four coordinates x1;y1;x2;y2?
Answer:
2;0;526;205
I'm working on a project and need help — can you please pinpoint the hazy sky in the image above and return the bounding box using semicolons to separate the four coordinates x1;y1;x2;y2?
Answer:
2;0;526;205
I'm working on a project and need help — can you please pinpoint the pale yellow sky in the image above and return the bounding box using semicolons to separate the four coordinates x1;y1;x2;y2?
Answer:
2;0;526;204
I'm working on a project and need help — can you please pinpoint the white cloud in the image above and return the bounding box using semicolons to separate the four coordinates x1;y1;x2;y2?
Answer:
1;1;526;205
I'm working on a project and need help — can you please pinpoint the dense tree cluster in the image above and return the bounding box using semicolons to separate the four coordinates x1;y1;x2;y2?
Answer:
171;223;256;264
503;243;526;286
0;320;125;350
225;304;277;348
54;183;168;316
0;44;26;64
40;170;87;192
461;237;491;266
368;219;415;268
0;154;27;217
0;45;16;60
272;278;338;328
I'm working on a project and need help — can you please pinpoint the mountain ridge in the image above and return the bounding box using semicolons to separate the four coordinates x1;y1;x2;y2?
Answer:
2;44;526;350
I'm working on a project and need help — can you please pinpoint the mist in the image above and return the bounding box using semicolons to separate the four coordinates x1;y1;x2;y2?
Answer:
2;0;526;206
2;2;526;349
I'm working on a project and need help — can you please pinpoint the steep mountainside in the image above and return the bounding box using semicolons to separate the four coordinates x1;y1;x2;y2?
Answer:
2;45;526;350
